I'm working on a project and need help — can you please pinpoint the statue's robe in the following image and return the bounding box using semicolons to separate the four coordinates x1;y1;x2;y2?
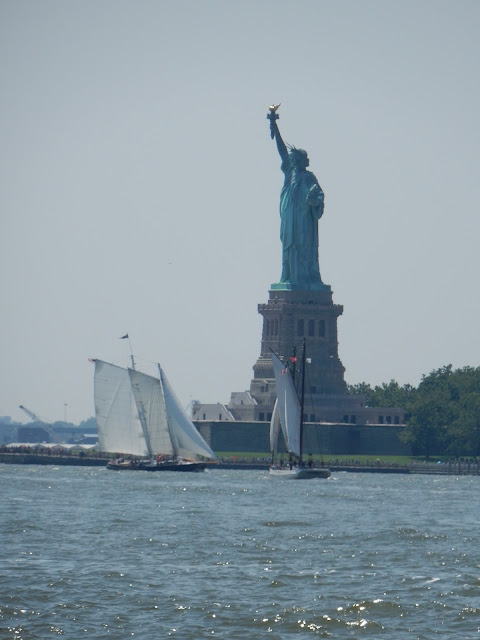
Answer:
279;156;324;285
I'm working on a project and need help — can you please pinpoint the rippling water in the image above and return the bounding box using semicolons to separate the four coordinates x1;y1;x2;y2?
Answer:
1;465;479;639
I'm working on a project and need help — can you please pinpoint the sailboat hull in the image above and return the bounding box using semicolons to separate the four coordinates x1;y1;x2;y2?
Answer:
269;466;331;479
107;460;208;472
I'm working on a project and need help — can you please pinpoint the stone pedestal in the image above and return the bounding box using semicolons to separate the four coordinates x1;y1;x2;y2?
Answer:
248;287;364;422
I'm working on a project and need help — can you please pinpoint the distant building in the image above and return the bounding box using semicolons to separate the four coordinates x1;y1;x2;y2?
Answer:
76;434;98;445
191;402;235;422
17;425;51;443
193;288;404;427
0;418;18;444
193;285;404;425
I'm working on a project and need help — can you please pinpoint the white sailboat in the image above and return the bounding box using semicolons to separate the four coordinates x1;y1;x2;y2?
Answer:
93;360;217;471
269;343;330;479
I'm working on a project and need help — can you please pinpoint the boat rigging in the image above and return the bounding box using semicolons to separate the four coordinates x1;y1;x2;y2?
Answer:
269;340;330;479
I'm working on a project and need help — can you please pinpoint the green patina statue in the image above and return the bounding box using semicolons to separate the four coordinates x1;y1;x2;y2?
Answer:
267;105;329;291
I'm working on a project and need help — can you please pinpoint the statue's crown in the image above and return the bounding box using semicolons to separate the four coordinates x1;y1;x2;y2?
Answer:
288;146;308;158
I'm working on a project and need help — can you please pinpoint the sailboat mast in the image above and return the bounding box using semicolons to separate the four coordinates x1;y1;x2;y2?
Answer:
289;346;297;465
128;336;135;370
119;333;136;369
299;339;306;462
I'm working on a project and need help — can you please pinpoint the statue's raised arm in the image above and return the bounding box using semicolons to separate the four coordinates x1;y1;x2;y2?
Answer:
267;104;288;163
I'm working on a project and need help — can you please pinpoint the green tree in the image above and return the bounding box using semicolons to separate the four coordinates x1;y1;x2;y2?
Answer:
402;365;480;457
348;380;416;418
347;382;375;405
402;386;450;458
444;376;480;457
349;366;480;457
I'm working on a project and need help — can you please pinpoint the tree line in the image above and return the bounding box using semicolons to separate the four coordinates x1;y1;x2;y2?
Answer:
348;365;480;458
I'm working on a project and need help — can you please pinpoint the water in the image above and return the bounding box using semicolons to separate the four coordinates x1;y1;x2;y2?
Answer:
1;465;479;639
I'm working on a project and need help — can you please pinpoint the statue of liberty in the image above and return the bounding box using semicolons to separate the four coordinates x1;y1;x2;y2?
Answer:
267;105;328;290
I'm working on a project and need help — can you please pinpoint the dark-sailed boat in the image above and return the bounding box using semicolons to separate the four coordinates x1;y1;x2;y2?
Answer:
269;341;330;479
93;360;217;471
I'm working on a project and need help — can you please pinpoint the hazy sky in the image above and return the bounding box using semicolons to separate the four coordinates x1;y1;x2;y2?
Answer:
1;0;479;424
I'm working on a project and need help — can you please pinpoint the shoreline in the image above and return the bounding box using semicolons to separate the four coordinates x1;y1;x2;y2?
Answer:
0;452;108;466
1;453;479;475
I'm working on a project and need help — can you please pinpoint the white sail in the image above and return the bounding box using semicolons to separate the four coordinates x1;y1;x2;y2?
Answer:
94;360;149;456
269;398;281;453
271;351;301;458
159;366;217;461
128;368;174;457
94;359;216;462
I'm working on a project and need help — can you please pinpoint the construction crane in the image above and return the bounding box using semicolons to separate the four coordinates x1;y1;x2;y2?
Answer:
19;405;44;423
